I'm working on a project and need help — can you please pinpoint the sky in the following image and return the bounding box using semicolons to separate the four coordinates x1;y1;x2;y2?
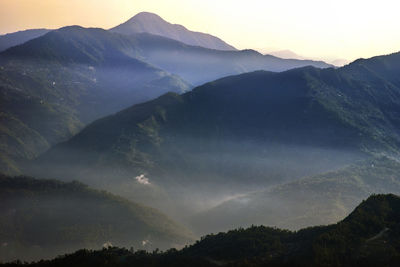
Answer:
0;0;400;62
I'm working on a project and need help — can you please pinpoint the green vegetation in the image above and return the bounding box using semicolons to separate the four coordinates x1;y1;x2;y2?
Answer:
192;156;400;233
0;26;191;174
0;24;337;175
270;156;400;227
2;194;400;266
0;174;194;262
33;52;400;191
2;26;400;267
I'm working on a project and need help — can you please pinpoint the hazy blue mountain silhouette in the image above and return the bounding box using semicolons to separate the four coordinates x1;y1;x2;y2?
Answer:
0;29;51;52
110;12;236;51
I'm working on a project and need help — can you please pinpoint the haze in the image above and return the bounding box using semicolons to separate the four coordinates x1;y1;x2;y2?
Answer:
1;0;400;62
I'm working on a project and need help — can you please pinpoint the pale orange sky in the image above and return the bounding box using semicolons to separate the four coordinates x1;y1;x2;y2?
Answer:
1;0;400;62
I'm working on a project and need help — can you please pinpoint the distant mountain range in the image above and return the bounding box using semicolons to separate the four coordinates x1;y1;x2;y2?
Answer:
5;194;400;266
190;156;400;234
265;49;351;67
1;10;400;266
0;26;190;174
0;174;194;262
266;49;306;60
2;12;400;255
0;12;236;52
110;12;236;51
127;33;332;85
0;22;333;175
28;51;400;221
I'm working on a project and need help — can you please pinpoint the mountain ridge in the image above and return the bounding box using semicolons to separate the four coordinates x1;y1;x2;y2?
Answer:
0;26;191;175
110;12;236;51
190;156;400;234
4;194;400;266
0;24;335;175
29;51;400;220
126;32;332;85
0;29;51;52
0;173;194;262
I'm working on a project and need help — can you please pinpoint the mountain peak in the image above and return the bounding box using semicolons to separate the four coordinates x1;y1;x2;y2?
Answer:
110;12;236;51
130;11;165;21
130;12;189;30
55;25;89;33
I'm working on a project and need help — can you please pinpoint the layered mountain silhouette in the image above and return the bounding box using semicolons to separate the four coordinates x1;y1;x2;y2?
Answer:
126;32;332;85
0;26;190;174
266;49;305;60
35;51;400;167
0;29;51;52
0;12;236;52
5;194;400;266
29;51;400;217
0;24;333;175
110;12;236;51
0;174;194;262
2;9;400;267
190;156;400;234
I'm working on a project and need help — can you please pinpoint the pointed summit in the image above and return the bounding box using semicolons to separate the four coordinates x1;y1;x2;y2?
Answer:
127;12;167;23
110;11;236;51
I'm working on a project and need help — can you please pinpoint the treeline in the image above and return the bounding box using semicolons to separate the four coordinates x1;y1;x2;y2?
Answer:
2;194;400;266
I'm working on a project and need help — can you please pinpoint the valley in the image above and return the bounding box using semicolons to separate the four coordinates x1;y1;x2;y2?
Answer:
1;7;400;266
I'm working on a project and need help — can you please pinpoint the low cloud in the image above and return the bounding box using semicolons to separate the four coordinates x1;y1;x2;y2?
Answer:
142;240;151;247
135;174;151;185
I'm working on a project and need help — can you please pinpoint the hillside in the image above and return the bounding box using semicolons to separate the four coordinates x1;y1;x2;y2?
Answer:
29;51;400;220
110;12;236;51
0;24;334;175
191;156;400;234
180;194;400;266
3;194;400;266
0;174;194;262
0;26;190;174
0;29;51;52
128;32;332;85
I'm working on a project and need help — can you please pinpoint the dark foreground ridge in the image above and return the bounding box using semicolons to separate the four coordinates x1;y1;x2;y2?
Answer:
2;194;400;267
0;174;194;262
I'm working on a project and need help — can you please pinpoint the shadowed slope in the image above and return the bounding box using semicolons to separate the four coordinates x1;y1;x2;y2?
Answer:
0;174;194;262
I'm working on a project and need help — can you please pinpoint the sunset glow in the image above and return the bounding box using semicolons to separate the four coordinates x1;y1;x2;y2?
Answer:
1;0;400;65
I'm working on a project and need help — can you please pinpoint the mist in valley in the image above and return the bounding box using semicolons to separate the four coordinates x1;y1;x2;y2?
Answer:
2;8;400;266
24;138;366;234
0;176;194;262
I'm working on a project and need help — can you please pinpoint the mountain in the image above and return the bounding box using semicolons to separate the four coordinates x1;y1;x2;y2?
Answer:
190;156;400;234
0;174;194;262
264;50;351;67
29;51;400;221
110;12;236;51
5;194;400;266
266;49;305;60
0;11;236;53
0;24;334;175
0;29;51;52
181;194;400;267
0;26;190;174
126;32;332;85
